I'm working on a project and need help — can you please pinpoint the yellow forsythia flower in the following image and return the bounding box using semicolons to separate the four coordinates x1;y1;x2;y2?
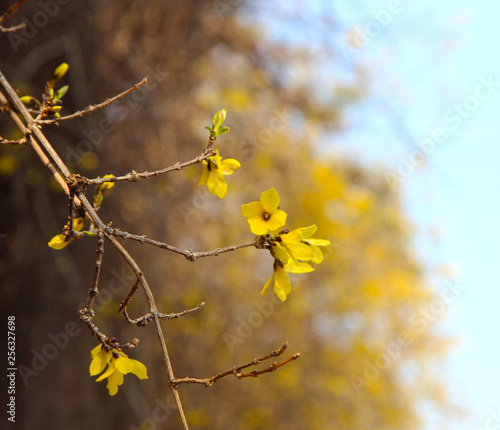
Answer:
90;345;148;396
99;174;115;191
48;217;85;250
241;188;287;235
198;149;240;199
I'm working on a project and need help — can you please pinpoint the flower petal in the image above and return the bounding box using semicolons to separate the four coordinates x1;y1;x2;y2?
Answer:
73;217;86;232
198;165;209;185
96;361;116;382
274;267;291;301
219;158;241;175
107;370;124;396
90;348;111;376
261;273;275;296
296;225;317;239
247;217;269;235
260;188;280;213
130;359;149;379
267;209;287;231
305;238;331;247
48;234;71;250
115;356;135;375
285;261;315;274
206;169;228;199
241;201;263;218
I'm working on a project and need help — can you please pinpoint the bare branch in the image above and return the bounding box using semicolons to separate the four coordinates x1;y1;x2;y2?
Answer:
122;302;205;327
106;226;260;261
36;78;148;124
87;150;215;186
0;0;28;25
172;342;300;387
0;21;26;33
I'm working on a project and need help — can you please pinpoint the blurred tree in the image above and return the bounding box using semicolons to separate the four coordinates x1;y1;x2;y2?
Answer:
0;0;453;429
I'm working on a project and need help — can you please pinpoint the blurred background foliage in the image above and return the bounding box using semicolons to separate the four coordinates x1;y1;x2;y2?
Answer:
0;1;455;429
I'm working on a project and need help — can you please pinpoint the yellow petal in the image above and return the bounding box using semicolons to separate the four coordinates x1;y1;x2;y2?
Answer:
261;273;275;295
296;225;317;239
305;238;331;247
96;361;116;382
274;267;291;301
100;174;115;191
115;356;135;374
130;359;149;379
198;165;209;185
247;217;269;235
106;370;124;396
219;158;241;175
90;348;111;376
260;188;280;213
206;169;228;199
90;344;102;358
48;234;71;250
285;261;315;274
73;217;86;232
241;201;263;219
267;209;287;231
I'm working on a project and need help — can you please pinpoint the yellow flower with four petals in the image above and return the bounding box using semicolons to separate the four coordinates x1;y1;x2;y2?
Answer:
241;188;287;235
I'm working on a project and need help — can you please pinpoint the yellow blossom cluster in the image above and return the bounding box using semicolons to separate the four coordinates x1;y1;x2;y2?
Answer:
242;188;330;301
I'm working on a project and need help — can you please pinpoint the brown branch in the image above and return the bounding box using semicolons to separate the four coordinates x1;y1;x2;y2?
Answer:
0;0;28;25
122;302;205;327
0;21;26;33
106;226;260;261
85;232;105;314
87;149;215;186
36;78;148;124
172;342;300;387
0;71;191;430
0;135;27;144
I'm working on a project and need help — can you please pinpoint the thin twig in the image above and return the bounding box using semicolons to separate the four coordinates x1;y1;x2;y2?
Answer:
0;21;26;33
122;302;205;327
36;78;148;124
85;232;105;313
0;135;27;144
0;0;28;25
106;226;260;261
87;150;215;185
172;342;300;387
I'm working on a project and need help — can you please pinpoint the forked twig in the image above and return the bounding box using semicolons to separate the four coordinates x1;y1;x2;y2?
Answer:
172;342;300;387
121;302;205;327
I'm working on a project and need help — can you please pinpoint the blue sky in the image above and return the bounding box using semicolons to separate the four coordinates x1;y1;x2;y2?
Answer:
251;0;500;428
331;1;500;428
